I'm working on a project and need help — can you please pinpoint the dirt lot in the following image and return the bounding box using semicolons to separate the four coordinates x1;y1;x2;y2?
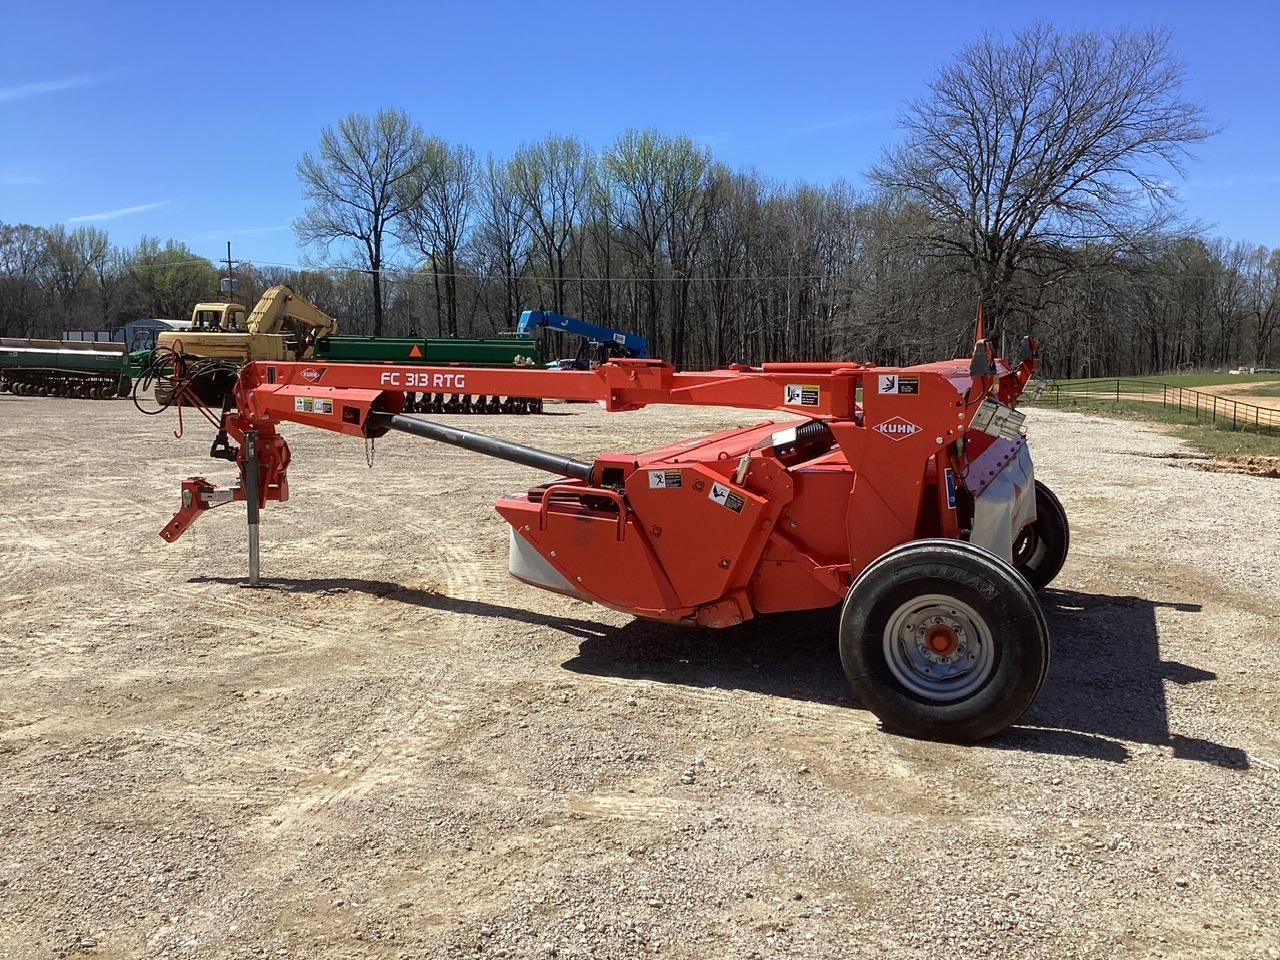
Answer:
1198;382;1280;413
1;396;1278;960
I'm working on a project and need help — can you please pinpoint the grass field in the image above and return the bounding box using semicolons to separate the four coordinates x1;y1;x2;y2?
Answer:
1237;382;1280;397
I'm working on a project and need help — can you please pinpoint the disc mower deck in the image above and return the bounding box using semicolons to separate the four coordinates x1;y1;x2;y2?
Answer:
157;336;1067;742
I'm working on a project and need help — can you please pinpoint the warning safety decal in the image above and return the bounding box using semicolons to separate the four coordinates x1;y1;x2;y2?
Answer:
878;374;919;395
294;396;334;415
648;469;683;489
708;482;746;513
784;383;820;407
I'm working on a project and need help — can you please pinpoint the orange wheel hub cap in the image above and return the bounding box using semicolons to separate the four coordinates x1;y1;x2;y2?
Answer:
925;624;959;656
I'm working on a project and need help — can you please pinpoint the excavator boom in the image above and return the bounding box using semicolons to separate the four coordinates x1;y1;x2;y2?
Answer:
244;285;339;339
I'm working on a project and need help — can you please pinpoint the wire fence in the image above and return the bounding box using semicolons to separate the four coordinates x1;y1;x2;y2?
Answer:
1037;378;1280;434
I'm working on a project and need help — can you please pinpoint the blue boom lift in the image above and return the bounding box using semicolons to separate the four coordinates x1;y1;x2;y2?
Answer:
515;310;648;370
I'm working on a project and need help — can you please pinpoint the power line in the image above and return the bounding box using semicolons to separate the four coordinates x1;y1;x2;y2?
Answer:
265;267;858;284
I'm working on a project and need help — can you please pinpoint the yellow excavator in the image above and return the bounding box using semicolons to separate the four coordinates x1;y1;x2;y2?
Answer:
153;285;338;405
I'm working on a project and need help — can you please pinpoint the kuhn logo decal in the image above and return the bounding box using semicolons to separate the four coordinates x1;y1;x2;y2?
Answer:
874;416;921;441
301;368;324;383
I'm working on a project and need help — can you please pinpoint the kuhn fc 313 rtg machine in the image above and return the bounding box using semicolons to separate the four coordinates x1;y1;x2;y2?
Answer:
160;334;1067;742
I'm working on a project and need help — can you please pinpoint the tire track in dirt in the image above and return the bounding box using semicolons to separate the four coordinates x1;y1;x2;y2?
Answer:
0;509;47;583
159;499;511;838
260;661;462;835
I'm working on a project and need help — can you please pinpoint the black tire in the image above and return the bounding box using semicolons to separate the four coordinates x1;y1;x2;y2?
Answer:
1012;480;1069;592
839;539;1050;743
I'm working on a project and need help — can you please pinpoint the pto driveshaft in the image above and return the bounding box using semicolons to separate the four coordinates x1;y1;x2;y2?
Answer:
367;412;593;480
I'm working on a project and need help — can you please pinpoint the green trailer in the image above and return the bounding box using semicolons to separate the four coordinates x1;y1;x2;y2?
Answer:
313;335;543;367
146;334;551;414
0;338;131;399
313;336;547;414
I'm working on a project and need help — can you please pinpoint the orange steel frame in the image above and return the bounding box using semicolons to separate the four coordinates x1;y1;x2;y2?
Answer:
162;344;1039;628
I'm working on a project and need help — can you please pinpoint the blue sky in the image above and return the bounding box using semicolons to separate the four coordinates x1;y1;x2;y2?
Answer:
2;0;1277;267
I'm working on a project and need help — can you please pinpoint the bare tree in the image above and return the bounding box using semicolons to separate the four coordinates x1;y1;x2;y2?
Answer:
475;155;532;328
598;129;719;363
602;129;671;349
1245;246;1280;366
872;24;1214;342
661;144;717;366
509;136;593;314
295;109;430;335
399;139;477;336
89;242;131;329
44;225;108;328
0;224;49;336
1209;239;1250;365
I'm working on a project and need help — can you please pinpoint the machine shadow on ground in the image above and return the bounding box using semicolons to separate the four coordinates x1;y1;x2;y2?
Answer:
192;575;617;641
1007;589;1248;769
194;576;1247;769
562;587;1248;769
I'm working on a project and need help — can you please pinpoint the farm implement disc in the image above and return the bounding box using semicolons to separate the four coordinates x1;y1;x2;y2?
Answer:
156;335;1068;742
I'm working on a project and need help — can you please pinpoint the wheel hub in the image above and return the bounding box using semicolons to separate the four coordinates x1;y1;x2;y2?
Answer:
883;595;996;703
925;624;958;655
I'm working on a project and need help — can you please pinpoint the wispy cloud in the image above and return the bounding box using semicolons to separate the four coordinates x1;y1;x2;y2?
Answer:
693;131;732;149
200;225;289;240
0;174;44;186
785;114;881;138
67;200;174;223
0;74;104;105
1183;174;1280;192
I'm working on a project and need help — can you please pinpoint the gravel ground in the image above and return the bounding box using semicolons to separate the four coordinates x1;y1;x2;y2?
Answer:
0;395;1277;960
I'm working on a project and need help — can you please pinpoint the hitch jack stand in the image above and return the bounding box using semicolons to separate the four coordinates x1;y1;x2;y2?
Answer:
244;430;261;586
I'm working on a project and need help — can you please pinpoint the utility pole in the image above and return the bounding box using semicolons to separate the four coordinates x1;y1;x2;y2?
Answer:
221;242;239;302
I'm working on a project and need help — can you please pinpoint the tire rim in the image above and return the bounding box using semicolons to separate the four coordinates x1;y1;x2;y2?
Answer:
882;594;996;703
1013;524;1047;571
